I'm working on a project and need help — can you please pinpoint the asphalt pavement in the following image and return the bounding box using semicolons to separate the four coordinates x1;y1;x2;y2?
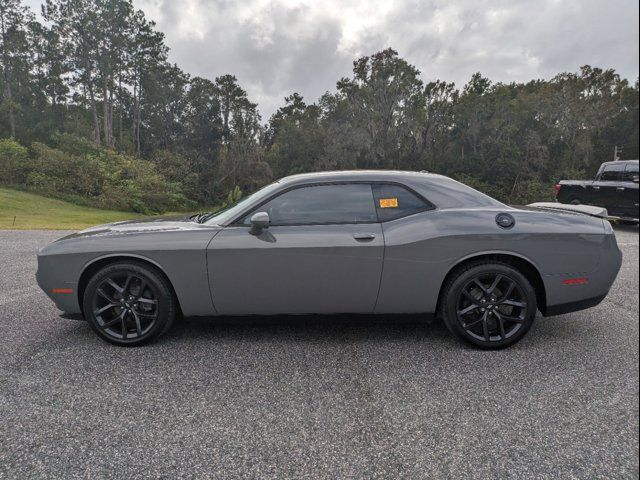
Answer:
0;227;638;479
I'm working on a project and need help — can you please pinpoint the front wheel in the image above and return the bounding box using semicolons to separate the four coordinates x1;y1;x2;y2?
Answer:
83;261;176;346
441;262;537;349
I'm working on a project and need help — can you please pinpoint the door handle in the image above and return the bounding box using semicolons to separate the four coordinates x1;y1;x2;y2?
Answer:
616;187;625;191
353;233;376;240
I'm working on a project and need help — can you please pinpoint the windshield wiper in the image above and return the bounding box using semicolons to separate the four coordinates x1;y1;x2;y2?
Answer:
190;199;245;224
189;212;213;224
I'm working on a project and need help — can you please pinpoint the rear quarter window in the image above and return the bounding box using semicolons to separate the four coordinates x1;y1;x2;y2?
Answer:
372;184;434;222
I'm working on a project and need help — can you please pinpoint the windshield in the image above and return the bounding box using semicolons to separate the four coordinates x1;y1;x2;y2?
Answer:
203;181;282;225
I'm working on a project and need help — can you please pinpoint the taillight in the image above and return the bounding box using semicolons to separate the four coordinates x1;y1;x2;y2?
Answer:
554;184;561;196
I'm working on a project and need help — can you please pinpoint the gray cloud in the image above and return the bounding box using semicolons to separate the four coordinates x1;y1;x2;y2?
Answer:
24;0;640;118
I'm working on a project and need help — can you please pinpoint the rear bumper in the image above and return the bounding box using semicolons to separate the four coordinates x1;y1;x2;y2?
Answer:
543;293;607;317
541;230;622;316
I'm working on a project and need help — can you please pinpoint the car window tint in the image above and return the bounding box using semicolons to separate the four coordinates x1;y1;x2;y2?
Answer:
622;163;639;182
600;164;624;181
372;184;434;222
244;184;377;225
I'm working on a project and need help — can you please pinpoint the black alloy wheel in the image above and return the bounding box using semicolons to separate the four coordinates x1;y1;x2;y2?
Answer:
83;262;176;346
441;262;537;349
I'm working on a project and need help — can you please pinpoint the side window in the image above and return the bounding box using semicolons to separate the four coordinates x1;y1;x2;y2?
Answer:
243;184;377;225
599;164;624;181
372;184;434;222
622;163;639;182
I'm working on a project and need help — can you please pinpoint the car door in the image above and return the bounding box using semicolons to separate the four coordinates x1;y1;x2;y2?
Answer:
369;183;440;314
589;163;624;214
620;163;640;218
206;183;384;315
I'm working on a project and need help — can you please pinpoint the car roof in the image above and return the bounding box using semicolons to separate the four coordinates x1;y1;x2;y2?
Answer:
278;170;446;185
601;160;639;166
276;170;505;210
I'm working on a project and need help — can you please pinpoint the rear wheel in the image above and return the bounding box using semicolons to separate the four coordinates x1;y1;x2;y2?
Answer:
441;262;537;349
83;262;176;346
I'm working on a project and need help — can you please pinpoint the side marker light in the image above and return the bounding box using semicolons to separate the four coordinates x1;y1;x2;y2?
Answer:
52;288;73;294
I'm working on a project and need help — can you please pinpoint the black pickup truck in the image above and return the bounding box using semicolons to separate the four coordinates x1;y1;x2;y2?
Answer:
555;160;639;221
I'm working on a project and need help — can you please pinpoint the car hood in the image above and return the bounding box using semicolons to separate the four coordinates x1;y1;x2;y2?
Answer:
57;215;219;241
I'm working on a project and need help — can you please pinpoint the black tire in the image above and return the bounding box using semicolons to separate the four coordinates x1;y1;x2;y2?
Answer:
440;261;537;349
83;261;176;346
569;198;581;205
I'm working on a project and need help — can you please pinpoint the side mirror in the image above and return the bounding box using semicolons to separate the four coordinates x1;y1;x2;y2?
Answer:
249;211;270;234
633;175;639;184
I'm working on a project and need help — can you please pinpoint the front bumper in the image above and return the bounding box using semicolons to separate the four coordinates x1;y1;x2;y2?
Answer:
36;253;82;315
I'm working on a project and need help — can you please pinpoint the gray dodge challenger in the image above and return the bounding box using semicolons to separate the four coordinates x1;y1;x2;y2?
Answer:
36;171;622;348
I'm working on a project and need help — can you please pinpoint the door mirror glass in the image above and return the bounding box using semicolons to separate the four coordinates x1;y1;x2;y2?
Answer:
633;175;639;183
250;211;270;233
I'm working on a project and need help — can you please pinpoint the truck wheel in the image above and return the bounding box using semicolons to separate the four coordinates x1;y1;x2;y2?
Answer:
570;198;581;205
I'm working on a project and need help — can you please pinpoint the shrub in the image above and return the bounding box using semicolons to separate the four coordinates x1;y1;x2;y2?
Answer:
451;173;555;205
149;149;200;204
29;142;104;198
0;138;30;185
451;173;505;201
1;135;193;214
508;180;556;205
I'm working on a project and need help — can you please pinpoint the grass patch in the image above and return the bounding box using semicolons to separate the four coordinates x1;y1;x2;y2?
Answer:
0;187;144;230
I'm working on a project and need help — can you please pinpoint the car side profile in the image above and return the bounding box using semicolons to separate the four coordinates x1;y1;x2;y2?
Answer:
36;171;622;348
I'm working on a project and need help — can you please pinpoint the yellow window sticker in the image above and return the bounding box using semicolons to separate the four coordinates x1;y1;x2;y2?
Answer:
379;198;398;208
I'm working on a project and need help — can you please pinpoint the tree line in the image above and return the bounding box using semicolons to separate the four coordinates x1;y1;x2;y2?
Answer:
1;0;638;212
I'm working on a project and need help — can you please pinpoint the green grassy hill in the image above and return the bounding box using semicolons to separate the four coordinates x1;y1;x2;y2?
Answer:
0;187;143;230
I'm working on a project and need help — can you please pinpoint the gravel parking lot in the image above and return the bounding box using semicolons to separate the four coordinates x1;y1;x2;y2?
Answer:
0;227;638;479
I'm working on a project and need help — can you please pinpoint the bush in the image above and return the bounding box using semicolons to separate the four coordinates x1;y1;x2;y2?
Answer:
451;173;505;201
1;135;194;214
149;149;200;201
50;132;103;157
0;138;30;184
451;173;555;205
508;180;556;205
29;142;104;198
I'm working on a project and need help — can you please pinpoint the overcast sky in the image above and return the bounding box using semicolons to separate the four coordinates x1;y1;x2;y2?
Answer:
25;0;640;119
